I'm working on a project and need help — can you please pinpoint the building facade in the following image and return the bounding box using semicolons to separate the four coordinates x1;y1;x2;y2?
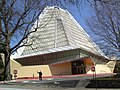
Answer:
11;6;115;79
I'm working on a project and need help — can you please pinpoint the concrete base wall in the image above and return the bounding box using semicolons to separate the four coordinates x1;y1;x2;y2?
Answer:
10;59;52;79
87;64;111;74
49;62;71;76
17;65;52;78
10;57;115;79
10;60;72;78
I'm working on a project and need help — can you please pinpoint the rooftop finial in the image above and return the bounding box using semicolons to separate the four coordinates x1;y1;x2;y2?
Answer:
54;6;59;9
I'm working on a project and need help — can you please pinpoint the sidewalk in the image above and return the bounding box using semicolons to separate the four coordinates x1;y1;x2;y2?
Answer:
0;73;114;83
0;73;116;89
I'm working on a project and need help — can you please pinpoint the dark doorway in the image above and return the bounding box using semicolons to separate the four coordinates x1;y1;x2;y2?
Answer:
71;60;86;74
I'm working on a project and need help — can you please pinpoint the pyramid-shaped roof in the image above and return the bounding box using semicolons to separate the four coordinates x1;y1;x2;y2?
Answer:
13;6;106;59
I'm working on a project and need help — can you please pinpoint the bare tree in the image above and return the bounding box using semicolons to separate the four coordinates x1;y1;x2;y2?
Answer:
0;0;85;81
87;0;120;58
0;0;47;81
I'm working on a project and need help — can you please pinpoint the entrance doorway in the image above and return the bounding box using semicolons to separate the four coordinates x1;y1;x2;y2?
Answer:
71;60;86;74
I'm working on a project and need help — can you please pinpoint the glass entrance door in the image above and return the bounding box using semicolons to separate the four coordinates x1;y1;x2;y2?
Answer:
71;60;86;74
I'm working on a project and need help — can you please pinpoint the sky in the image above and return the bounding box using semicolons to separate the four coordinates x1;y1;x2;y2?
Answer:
66;3;94;37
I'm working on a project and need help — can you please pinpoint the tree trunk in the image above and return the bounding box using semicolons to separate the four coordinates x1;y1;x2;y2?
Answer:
4;53;11;81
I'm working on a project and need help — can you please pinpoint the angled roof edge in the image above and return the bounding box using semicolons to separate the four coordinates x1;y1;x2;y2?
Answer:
13;46;79;59
65;10;107;57
13;45;109;60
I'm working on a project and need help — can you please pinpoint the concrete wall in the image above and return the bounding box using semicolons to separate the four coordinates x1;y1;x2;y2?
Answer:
49;62;71;76
10;59;21;75
10;59;52;78
10;58;72;78
17;65;52;78
106;61;116;72
84;58;94;73
10;59;72;78
87;64;111;74
86;61;116;74
10;56;115;78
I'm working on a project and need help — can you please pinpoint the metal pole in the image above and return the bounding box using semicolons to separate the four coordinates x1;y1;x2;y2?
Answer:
95;67;97;90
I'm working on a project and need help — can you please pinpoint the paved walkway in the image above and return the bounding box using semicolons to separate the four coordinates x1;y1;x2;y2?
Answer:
0;73;117;90
16;73;115;80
